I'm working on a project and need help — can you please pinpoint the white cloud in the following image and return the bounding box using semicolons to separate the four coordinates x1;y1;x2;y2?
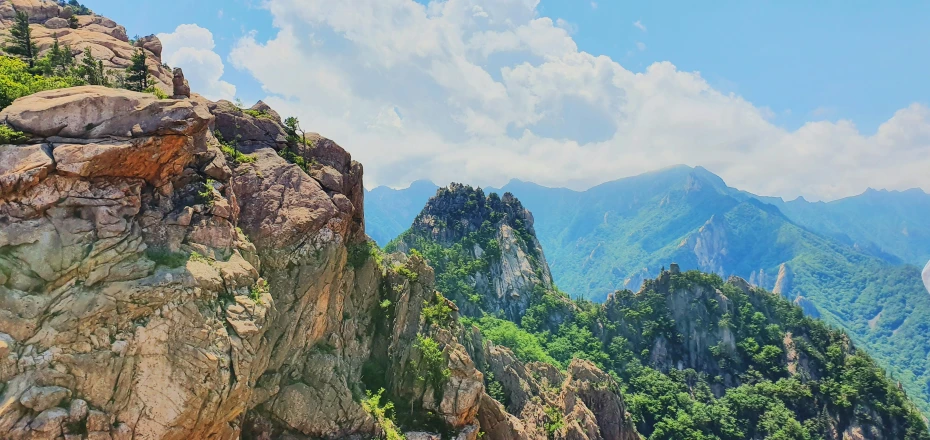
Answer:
229;0;930;202
157;24;237;101
636;41;646;51
590;2;598;9
633;20;646;32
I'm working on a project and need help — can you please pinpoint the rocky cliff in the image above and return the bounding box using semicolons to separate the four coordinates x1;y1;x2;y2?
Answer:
0;0;175;94
387;184;559;323
0;81;497;439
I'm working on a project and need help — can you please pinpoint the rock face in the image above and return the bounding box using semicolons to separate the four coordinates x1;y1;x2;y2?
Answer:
172;67;190;99
0;83;488;439
0;0;175;94
460;333;639;440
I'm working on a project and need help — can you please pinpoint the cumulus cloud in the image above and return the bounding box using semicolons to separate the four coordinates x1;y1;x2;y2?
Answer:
633;20;646;32
228;0;930;201
158;24;237;101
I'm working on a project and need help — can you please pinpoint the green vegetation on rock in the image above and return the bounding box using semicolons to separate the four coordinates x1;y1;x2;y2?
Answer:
390;183;930;438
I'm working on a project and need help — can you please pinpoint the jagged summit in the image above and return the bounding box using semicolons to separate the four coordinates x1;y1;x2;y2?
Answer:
389;183;560;323
411;183;538;244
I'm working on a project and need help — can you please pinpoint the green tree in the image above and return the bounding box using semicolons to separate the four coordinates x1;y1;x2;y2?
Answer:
284;116;307;146
75;47;108;86
122;49;149;91
0;56;82;110
68;15;79;29
33;36;74;76
2;11;37;68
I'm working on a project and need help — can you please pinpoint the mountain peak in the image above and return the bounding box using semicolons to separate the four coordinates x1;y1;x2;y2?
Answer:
389;183;557;322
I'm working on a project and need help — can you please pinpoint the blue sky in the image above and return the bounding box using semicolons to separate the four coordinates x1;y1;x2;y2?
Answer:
83;0;930;200
88;0;930;133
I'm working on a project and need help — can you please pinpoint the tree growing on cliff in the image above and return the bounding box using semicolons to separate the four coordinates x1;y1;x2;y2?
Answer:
33;36;74;76
2;11;37;68
75;47;109;86
284;116;307;146
121;49;149;91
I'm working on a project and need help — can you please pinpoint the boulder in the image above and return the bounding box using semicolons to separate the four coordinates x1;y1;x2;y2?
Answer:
45;17;69;29
0;144;54;197
135;35;163;58
20;386;72;412
0;86;212;139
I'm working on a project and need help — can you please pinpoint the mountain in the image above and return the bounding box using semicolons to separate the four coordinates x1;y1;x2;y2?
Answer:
0;2;570;438
389;184;930;439
365;179;438;246
744;187;930;266
367;166;930;413
488;167;930;413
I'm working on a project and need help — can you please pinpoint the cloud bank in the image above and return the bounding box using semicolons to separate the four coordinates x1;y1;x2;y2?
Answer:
228;0;930;201
158;24;237;102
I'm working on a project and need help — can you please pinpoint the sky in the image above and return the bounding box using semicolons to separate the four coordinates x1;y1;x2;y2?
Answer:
85;0;930;201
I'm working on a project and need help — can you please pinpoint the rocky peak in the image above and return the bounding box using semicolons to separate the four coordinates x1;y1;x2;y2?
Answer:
412;183;537;246
392;183;559;323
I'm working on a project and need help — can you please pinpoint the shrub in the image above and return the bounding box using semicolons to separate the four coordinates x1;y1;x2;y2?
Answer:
143;85;167;99
145;247;189;268
395;265;419;282
0;56;83;110
413;335;451;399
214;130;256;164
0;125;28;144
250;279;269;303
348;241;381;269
422;292;454;327
360;388;405;440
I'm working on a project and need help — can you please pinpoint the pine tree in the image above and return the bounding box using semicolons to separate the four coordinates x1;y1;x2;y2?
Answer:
2;11;37;68
122;49;149;91
76;47;108;86
34;36;74;76
68;15;79;29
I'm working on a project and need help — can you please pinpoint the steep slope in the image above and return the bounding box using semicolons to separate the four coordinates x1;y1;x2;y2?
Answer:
365;179;438;246
751;188;930;266
485;167;930;413
0;8;506;433
391;184;930;439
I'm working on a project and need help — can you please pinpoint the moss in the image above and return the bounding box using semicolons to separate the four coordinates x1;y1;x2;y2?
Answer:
214;130;256;164
144;247;189;268
348;241;382;269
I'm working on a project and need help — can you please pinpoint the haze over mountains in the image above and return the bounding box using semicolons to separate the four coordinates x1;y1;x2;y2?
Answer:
366;165;930;411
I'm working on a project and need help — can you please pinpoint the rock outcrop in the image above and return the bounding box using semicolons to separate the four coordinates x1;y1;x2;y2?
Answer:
460;332;639;440
391;184;558;323
0;0;174;94
171;68;190;99
0;82;489;439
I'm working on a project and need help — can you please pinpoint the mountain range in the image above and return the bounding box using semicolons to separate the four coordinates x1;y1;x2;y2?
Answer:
366;166;930;413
